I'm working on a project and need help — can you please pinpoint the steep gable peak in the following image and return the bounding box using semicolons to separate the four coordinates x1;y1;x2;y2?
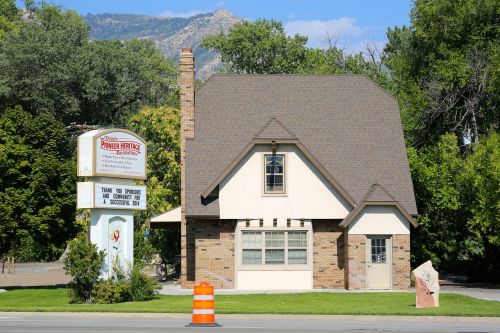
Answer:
254;117;297;140
363;183;398;202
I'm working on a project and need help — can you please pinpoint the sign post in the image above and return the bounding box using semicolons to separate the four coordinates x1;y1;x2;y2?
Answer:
77;129;147;278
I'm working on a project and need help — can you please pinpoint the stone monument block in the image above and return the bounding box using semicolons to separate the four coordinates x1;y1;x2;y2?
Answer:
412;260;440;308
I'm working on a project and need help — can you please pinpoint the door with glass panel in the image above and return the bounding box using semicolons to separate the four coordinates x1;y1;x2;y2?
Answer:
367;236;391;289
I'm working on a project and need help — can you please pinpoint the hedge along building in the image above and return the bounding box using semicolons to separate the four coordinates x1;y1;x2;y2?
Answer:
151;48;418;290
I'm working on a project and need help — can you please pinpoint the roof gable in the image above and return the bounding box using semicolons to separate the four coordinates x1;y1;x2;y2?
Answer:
201;139;356;208
339;184;418;228
185;75;418;217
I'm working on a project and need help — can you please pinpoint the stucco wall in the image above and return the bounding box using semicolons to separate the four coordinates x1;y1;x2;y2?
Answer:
348;205;410;235
237;270;312;289
219;144;351;221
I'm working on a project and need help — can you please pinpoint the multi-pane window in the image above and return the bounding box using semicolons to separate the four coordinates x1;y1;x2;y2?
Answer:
242;232;262;264
242;231;307;265
287;231;307;264
265;232;285;264
264;155;285;193
370;238;387;263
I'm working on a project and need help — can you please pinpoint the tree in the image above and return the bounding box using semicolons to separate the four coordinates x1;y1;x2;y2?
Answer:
0;0;20;38
462;131;500;278
0;2;178;126
385;0;500;146
0;107;77;260
0;3;89;124
300;45;391;89
408;134;468;270
129;105;180;219
409;132;500;280
128;106;181;268
202;18;390;90
202;19;308;74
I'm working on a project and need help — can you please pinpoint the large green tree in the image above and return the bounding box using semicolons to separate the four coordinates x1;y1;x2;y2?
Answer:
409;132;500;279
202;18;389;88
0;2;180;260
0;0;20;38
385;0;500;145
128;106;181;268
129;105;180;220
0;2;178;126
202;19;309;74
0;107;77;260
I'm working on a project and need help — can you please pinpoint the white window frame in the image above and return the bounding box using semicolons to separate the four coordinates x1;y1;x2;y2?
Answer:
236;221;313;272
263;153;286;195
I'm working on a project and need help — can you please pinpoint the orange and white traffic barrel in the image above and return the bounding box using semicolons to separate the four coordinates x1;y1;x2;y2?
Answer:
186;282;221;327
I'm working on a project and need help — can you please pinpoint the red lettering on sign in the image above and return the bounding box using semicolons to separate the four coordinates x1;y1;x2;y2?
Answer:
99;136;142;155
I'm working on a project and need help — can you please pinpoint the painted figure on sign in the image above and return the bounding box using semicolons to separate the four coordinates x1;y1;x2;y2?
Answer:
110;228;121;273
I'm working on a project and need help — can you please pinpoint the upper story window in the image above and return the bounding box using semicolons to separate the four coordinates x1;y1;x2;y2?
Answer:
264;154;285;194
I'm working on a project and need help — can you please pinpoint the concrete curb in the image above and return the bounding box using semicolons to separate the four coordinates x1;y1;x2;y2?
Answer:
1;312;500;322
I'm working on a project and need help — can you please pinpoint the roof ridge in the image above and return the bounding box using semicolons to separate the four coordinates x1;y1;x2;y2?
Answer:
211;73;368;77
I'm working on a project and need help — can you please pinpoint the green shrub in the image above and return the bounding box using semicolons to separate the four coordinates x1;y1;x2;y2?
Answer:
92;279;131;304
63;237;106;303
129;264;160;301
89;263;159;304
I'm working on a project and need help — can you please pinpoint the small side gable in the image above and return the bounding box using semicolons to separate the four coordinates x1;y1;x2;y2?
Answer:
340;201;418;230
340;184;417;229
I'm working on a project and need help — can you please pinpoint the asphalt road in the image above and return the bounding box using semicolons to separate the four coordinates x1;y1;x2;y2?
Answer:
1;313;499;333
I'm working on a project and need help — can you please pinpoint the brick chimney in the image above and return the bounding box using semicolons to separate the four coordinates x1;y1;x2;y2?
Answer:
179;48;194;287
179;47;195;139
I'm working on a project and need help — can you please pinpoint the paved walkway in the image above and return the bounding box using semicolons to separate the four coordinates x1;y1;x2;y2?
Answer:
159;284;500;301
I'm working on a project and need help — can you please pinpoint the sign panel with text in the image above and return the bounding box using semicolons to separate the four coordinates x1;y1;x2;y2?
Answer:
77;182;147;210
77;129;147;179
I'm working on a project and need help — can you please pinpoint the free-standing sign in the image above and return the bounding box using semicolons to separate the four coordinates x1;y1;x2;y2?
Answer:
78;128;147;278
77;182;147;210
78;128;147;179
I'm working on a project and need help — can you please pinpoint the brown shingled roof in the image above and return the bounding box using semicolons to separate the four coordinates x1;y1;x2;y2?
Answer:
185;74;417;217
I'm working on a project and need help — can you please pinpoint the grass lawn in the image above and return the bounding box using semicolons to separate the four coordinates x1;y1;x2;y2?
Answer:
0;288;499;316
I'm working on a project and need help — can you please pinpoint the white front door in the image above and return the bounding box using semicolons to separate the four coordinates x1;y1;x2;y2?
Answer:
367;236;391;289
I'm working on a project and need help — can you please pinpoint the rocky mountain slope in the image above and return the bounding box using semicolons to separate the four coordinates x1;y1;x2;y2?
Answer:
84;9;241;78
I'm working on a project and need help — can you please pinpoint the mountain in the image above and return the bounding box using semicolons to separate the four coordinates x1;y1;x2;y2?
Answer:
84;9;241;79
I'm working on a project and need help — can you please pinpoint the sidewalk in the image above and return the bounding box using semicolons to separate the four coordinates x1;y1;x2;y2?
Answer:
158;283;500;301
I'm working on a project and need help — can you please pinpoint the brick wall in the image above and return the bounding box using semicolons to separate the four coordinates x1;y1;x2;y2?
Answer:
392;234;411;290
312;220;345;289
182;219;235;289
346;234;367;290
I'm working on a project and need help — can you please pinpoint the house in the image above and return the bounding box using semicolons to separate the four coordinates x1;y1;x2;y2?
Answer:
151;48;418;290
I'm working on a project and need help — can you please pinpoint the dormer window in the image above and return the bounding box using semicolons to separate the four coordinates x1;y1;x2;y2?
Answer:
264;154;285;194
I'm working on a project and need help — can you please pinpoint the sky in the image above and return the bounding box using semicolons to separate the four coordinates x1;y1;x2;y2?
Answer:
16;0;413;54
